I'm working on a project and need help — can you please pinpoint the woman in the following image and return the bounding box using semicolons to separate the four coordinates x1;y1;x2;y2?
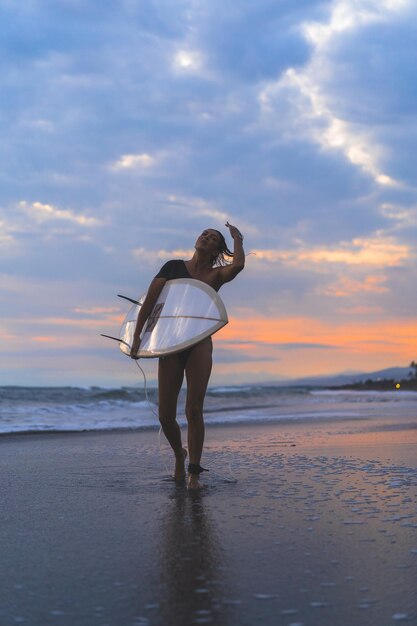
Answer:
130;222;245;489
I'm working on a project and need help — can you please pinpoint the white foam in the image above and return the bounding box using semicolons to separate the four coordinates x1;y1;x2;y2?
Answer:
2;382;417;435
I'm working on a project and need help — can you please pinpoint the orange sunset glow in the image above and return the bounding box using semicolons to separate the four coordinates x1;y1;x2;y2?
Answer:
219;315;417;353
214;315;417;379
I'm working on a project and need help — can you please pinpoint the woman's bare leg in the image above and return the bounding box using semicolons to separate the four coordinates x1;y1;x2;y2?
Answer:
158;354;187;480
185;338;213;489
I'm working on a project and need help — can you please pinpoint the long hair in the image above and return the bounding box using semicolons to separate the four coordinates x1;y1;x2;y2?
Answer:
211;229;234;267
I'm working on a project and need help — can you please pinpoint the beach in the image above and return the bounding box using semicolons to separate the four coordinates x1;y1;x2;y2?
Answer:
0;416;416;626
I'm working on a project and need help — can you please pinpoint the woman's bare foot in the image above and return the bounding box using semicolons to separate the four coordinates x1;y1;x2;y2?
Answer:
174;448;187;481
187;473;202;490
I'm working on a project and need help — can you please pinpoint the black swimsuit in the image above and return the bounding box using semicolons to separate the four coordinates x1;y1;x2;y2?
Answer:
155;259;192;280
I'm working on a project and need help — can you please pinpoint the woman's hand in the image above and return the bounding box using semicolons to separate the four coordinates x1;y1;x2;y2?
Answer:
130;340;141;360
225;221;243;242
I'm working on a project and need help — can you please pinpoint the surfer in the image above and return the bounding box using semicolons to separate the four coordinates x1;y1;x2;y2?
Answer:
130;222;245;489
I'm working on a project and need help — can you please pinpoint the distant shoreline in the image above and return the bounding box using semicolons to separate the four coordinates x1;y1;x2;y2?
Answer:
329;378;417;391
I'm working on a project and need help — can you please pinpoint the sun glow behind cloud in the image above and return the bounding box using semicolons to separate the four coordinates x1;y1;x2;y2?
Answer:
173;49;205;74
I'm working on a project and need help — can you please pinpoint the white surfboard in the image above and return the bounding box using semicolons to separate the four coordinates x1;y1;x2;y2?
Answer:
116;279;228;358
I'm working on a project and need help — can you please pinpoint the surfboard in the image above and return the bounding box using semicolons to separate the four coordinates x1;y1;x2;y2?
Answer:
105;278;228;358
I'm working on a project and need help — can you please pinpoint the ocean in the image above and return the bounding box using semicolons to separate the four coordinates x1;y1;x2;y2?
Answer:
1;384;417;435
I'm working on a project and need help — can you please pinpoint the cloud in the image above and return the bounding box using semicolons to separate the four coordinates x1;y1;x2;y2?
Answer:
111;153;156;170
164;194;229;222
0;219;16;247
320;274;389;297
132;247;194;263
336;305;383;315
162;194;258;236
220;339;335;350
0;330;17;341
252;235;411;267
31;336;57;343
72;306;120;315
19;201;101;226
259;0;412;186
379;202;417;229
261;66;398;186
301;0;411;49
215;348;276;363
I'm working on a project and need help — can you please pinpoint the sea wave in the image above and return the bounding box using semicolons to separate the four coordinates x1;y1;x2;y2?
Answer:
311;389;417;402
0;384;416;435
0;385;156;405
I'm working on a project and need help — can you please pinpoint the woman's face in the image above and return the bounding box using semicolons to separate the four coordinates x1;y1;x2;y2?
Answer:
195;229;221;256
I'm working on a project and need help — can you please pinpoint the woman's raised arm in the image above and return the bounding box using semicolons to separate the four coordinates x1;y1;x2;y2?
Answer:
217;221;245;285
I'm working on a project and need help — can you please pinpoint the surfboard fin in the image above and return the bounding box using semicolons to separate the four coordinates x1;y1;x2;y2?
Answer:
100;334;131;348
117;294;139;305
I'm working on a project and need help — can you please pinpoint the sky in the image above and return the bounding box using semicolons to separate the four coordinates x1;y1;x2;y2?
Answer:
1;0;417;387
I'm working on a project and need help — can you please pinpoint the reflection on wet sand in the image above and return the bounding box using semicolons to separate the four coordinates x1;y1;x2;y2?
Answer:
156;488;229;625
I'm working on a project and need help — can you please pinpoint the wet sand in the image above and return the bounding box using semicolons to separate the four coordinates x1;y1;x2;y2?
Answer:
0;418;416;626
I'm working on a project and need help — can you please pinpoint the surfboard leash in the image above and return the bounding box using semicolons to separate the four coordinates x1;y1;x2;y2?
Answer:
133;359;172;477
134;359;159;419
